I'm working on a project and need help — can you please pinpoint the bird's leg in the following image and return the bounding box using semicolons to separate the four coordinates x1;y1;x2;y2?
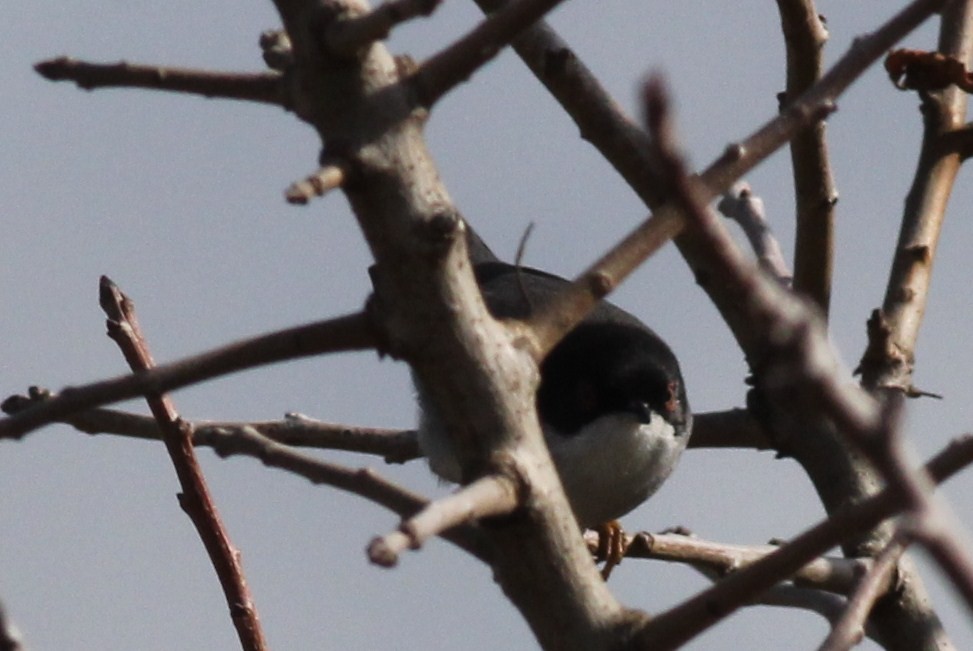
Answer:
595;520;628;580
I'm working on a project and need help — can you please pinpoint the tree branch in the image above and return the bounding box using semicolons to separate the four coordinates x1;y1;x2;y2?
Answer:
861;0;973;394
202;425;490;561
98;277;269;651
327;0;442;55
413;0;570;108
265;1;638;646
632;431;973;650
367;473;517;566
34;57;288;107
774;0;838;317
817;539;906;651
717;183;792;285
627;72;954;651
0;311;375;440
583;530;870;596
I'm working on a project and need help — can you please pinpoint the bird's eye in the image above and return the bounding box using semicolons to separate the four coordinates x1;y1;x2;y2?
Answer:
664;380;680;414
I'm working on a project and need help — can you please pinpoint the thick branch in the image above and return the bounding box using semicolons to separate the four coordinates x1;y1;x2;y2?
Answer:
266;1;636;647
0;311;375;440
35;57;288;107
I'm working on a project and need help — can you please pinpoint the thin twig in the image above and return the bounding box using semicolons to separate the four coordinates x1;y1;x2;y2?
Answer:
2;390;771;458
98;276;268;651
285;163;347;204
204;425;490;562
817;539;906;651
686;408;772;450
774;0;837;317
582;530;870;595
414;0;571;107
524;206;683;358
0;311;375;440
327;0;442;55
717;182;793;285
367;473;518;566
34;57;287;107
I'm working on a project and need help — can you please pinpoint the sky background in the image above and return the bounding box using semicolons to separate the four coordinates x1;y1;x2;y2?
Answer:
3;1;973;649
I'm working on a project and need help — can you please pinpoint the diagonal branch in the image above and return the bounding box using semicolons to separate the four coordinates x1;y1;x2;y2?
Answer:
627;72;953;651
817;538;907;651
633;431;973;650
413;0;571;107
0;310;376;440
512;0;944;361
98;276;268;651
35;57;288;107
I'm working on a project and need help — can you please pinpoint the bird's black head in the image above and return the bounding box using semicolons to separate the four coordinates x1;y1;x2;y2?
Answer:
536;321;689;436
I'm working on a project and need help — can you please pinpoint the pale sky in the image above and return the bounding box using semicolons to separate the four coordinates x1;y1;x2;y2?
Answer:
3;2;973;649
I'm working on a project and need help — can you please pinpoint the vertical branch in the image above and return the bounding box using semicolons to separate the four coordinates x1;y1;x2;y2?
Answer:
99;277;268;651
864;0;973;392
775;0;838;317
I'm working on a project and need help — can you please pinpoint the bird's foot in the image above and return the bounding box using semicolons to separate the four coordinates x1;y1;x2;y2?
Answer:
595;520;628;580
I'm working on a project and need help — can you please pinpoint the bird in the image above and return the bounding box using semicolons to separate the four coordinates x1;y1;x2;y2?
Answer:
415;225;691;535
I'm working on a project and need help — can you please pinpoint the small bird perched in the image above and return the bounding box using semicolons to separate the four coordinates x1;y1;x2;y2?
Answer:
416;226;691;531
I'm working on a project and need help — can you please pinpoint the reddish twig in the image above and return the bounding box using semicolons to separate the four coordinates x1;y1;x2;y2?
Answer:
0;311;375;440
98;276;268;651
35;57;287;107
